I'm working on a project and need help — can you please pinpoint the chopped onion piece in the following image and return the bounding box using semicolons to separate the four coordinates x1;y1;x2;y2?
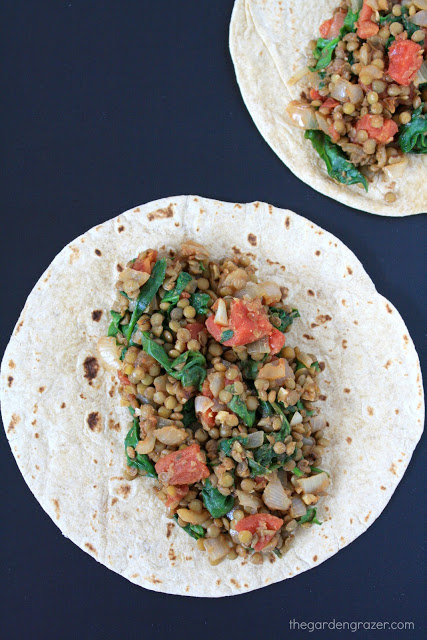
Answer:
259;359;290;380
288;66;310;86
383;157;408;180
177;509;210;525
155;426;187;446
207;371;225;398
286;101;319;129
263;473;292;512
214;298;228;326
246;431;265;449
413;1;427;11
97;336;120;371
290;496;307;519
414;60;427;86
204;535;231;562
290;411;303;427
297;472;330;495
135;432;156;454
236;490;263;510
330;79;364;104
195;395;214;415
411;9;427;25
258;281;282;305
234;281;259;300
247;336;270;355
309;415;326;433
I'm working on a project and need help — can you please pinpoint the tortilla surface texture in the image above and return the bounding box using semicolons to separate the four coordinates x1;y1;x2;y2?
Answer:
230;0;426;216
1;196;424;597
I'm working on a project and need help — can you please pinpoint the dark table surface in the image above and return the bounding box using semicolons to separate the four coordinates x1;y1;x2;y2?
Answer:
0;1;425;639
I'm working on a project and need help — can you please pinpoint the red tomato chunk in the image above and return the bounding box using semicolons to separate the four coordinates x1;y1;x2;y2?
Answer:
155;443;210;485
234;514;284;551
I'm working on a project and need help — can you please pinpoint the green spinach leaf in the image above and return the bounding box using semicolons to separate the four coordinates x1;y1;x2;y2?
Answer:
310;36;340;71
299;507;322;525
173;514;205;540
201;479;234;518
124;417;157;478
123;258;167;342
220;329;234;343
141;332;207;389
269;307;300;333
305;131;369;190
398;105;427;154
162;272;192;308
227;386;256;427
182;396;196;428
218;436;248;456
190;292;211;315
108;310;123;337
241;359;261;380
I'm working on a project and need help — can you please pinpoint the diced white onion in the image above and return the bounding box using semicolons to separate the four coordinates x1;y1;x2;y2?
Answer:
297;472;330;495
262;473;292;512
309;415;326;433
207;371;225;398
290;496;307;519
214;298;228;326
247;336;270;355
246;431;265;449
195;395;214;415
96;336;120;371
203;535;231;561
135;432;156;454
259;359;289;380
290;411;303;426
411;9;427;25
383;157;408;180
414;60;427;87
155;426;187;446
330;79;364;104
286;101;319;128
413;1;427;10
258;281;282;305
236;490;263;510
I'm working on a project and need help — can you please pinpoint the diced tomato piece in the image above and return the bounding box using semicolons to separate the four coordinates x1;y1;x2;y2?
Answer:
310;88;322;100
322;97;339;110
117;370;130;386
185;322;207;341
206;298;273;347
165;484;189;508
201;407;216;428
319;17;333;38
355;114;398;144
133;249;158;274
234;514;284;551
180;291;191;299
357;1;379;39
155;443;210;485
268;328;285;355
388;39;423;86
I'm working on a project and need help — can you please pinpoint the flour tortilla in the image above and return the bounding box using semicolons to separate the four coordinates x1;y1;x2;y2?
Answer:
0;196;423;597
230;0;427;216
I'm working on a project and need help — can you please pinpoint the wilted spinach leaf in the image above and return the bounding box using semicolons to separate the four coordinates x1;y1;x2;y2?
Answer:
399;105;427;154
173;514;205;540
305;131;368;190
123;258;167;341
269;307;300;333
202;479;234;518
299;507;322;525
108;310;123;337
190;292;211;314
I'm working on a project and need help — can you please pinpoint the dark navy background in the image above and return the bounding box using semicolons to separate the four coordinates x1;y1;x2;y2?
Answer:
0;2;425;639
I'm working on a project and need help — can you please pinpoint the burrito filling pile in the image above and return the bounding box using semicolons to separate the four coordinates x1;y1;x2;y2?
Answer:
287;0;427;199
99;241;330;565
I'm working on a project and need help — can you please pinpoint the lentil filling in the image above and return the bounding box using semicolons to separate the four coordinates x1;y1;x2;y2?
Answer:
287;0;427;201
99;242;330;565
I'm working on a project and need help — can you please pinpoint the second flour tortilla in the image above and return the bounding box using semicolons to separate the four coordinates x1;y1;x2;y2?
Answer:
230;0;426;216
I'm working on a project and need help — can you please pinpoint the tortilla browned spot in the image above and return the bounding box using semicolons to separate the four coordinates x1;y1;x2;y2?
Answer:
7;376;13;387
85;543;97;555
116;264;123;272
83;356;99;384
94;249;102;256
118;226;125;233
386;304;393;314
166;523;175;539
168;547;176;563
117;484;131;498
248;233;257;246
92;310;103;322
39;386;45;393
367;407;374;416
52;499;60;520
307;289;314;296
346;437;352;444
344;388;351;394
285;216;290;229
87;412;102;432
61;402;66;408
7;413;21;434
108;419;121;432
316;314;332;324
147;205;174;221
315;250;321;256
342;340;347;349
8;360;15;368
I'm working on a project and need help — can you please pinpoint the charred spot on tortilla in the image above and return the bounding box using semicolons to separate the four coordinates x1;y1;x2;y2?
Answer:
307;289;315;296
248;233;257;246
147;204;174;221
367;407;374;416
83;356;99;384
94;249;102;256
60;402;66;408
285;216;290;229
7;376;13;387
7;413;21;434
15;320;24;334
346;437;352;444
92;310;103;322
39;386;45;393
52;499;60;520
315;250;321;256
118;225;125;233
84;543;97;556
347;267;353;275
116;263;123;272
87;411;102;433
